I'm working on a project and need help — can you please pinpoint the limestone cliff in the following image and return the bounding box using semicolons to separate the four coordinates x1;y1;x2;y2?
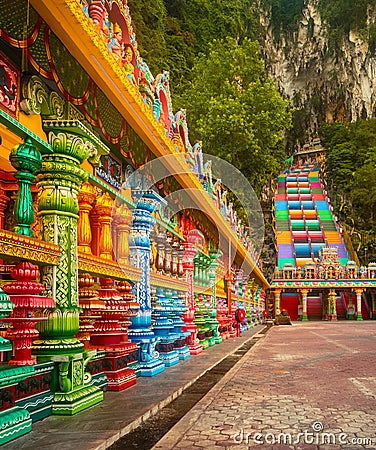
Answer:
258;0;376;143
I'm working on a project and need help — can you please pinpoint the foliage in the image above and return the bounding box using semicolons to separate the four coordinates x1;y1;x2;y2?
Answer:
322;119;376;237
177;37;292;196
318;0;376;49
259;0;305;39
128;0;258;95
127;0;169;76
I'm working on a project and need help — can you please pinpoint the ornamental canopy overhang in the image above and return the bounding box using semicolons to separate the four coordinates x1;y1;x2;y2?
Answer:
29;0;269;290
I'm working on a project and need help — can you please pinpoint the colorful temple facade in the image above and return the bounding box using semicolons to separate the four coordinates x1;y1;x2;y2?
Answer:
0;0;269;444
271;141;376;321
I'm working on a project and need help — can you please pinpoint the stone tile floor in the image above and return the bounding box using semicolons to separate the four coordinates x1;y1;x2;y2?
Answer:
153;322;376;450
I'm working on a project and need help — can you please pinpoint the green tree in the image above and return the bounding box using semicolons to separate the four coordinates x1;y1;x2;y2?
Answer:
351;165;376;228
127;0;169;75
322;118;376;235
178;37;292;195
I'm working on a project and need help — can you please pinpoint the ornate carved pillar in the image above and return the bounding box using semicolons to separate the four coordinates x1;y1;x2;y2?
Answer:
171;237;179;277
90;210;101;257
225;268;235;338
0;188;9;265
149;227;157;272
354;288;364;320
274;289;282;315
77;182;96;254
182;230;203;355
113;200;133;266
177;241;184;279
155;226;165;274
208;253;221;344
34;122;103;414
9;137;42;237
300;289;309;321
328;288;337;321
128;189;166;376
163;232;172;276
92;192;114;260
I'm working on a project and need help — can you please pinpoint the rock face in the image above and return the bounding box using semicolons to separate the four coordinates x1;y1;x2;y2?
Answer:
259;0;376;140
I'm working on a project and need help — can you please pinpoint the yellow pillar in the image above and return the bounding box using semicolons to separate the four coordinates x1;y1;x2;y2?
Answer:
329;289;337;321
274;289;282;316
113;201;133;266
77;182;96;254
354;288;364;320
94;192;114;260
300;288;309;321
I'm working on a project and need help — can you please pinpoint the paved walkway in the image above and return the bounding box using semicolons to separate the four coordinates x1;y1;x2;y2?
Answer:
153;322;376;450
3;326;264;450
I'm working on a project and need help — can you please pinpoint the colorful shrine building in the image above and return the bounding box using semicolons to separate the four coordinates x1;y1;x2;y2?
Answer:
0;0;269;443
271;140;376;321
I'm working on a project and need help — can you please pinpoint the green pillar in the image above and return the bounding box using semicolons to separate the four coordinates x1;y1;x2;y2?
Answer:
33;121;103;415
209;252;222;344
9;137;42;237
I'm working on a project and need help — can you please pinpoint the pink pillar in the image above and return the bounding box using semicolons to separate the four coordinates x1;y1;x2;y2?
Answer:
182;230;203;355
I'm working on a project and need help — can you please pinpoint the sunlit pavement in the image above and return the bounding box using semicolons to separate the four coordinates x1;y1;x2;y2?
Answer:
153;321;376;450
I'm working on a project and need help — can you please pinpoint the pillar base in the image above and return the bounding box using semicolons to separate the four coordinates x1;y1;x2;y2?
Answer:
176;345;190;360
129;331;165;377
156;340;180;367
182;323;203;355
301;314;308;321
50;353;104;415
357;314;363;321
99;346;138;391
138;348;165;377
52;384;103;415
174;336;191;360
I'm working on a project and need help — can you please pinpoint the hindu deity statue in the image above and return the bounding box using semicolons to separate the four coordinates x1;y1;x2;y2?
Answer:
122;44;136;84
108;23;123;59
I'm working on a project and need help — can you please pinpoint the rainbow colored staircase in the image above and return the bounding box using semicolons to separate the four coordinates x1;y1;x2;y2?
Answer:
275;164;349;269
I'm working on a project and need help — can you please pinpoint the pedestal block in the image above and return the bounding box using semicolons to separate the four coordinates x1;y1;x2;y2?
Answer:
216;297;231;340
90;279;137;391
194;294;211;349
204;295;220;346
170;291;190;360
152;288;179;367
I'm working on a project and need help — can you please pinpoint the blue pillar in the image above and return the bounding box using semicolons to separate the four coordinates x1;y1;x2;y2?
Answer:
152;287;179;367
128;190;165;377
170;290;191;360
